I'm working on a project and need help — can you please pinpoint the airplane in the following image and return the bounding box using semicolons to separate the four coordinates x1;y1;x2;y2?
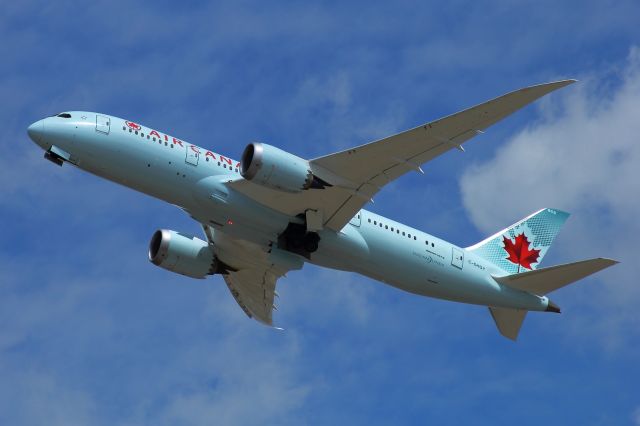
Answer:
26;79;618;340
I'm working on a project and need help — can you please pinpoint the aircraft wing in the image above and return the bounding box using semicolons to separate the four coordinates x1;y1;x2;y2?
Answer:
202;225;303;326
230;80;575;231
223;267;279;325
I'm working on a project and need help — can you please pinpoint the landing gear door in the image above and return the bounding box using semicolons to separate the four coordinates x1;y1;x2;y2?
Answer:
96;115;110;134
451;247;464;269
349;211;361;227
186;145;199;166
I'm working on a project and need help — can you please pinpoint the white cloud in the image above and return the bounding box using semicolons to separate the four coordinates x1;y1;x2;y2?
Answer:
633;406;640;426
0;370;97;426
460;47;640;349
147;344;312;426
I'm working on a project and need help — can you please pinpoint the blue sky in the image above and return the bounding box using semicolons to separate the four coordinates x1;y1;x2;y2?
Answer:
2;1;640;424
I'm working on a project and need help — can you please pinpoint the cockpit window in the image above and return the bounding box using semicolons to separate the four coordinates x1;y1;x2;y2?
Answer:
56;113;72;118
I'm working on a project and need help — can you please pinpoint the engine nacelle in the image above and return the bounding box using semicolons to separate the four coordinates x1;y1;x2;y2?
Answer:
148;229;217;279
241;143;324;193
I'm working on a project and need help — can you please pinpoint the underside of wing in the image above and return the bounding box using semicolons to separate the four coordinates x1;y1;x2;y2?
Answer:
223;268;279;325
310;80;576;229
229;80;575;232
203;225;304;326
312;80;576;184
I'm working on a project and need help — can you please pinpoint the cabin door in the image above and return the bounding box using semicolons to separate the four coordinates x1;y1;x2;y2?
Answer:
96;115;110;134
186;145;199;166
451;247;464;269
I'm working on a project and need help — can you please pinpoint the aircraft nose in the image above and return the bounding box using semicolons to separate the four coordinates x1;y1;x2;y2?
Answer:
27;119;45;144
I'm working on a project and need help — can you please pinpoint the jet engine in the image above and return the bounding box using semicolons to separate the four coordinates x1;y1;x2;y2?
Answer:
148;229;218;279
240;143;329;193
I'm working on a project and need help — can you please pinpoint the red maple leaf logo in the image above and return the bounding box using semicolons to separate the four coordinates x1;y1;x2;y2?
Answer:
125;121;141;131
502;233;540;271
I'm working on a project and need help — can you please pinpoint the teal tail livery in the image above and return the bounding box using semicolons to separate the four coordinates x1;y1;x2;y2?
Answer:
26;79;619;341
468;208;617;340
466;208;570;274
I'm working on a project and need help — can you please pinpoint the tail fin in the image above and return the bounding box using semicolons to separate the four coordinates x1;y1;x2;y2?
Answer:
467;208;570;274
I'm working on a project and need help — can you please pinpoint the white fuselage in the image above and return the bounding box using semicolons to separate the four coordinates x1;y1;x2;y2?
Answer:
27;112;552;312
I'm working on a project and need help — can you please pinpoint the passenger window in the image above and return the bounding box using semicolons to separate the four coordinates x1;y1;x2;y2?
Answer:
385;225;388;229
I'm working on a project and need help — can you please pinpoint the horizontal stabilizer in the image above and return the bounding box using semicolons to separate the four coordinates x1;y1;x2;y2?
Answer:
493;258;618;295
489;307;528;341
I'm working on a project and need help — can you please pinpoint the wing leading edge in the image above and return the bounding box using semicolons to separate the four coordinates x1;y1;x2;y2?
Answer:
311;80;576;230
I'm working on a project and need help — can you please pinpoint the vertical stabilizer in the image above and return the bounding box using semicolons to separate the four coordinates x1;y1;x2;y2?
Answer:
467;208;570;274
